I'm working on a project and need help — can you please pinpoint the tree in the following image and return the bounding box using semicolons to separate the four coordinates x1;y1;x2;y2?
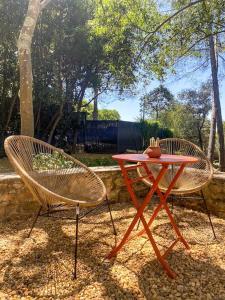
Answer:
178;83;211;150
92;88;99;120
138;120;173;149
140;85;174;121
1;0;133;147
18;0;53;136
158;82;212;150
159;102;209;149
208;31;225;166
0;0;24;136
81;101;121;120
152;1;225;169
91;0;166;81
98;109;120;120
3;0;225;158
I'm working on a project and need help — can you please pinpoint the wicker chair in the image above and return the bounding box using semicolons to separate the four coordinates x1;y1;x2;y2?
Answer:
137;138;216;238
4;135;117;279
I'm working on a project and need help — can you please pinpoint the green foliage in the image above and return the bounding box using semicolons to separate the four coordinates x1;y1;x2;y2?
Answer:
140;85;174;120
73;153;115;167
159;82;211;150
33;151;115;170
33;151;74;171
98;109;120;120
81;100;121;120
0;0;24;132
0;0;137;142
91;0;168;80
154;1;225;73
138;120;173;149
1;0;225;156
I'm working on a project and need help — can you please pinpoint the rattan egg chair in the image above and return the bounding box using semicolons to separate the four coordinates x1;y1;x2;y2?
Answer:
137;138;216;239
4;135;117;279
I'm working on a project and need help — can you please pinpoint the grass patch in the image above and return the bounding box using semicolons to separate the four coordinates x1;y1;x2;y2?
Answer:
73;153;115;167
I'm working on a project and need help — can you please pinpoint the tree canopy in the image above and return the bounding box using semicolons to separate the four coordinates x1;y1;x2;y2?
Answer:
1;0;225;168
140;85;174;121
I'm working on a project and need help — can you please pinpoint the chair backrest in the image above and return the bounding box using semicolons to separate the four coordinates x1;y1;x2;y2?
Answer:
138;138;213;194
4;135;106;207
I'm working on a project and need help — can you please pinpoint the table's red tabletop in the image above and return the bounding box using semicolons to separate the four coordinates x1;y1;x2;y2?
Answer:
112;153;198;165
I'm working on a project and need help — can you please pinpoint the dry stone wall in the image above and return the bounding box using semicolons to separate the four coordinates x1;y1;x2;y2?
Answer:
0;166;225;221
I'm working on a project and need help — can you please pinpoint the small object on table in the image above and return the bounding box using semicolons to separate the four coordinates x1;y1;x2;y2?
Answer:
147;137;161;158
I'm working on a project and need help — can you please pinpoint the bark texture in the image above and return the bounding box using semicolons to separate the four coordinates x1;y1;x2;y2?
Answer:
47;102;64;144
4;93;18;132
209;34;225;171
93;88;98;120
18;0;41;136
17;0;51;136
208;93;216;162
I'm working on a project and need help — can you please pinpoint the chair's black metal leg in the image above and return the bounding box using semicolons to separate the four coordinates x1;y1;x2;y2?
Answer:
201;190;217;239
136;218;141;230
47;204;50;217
27;205;42;238
106;196;117;236
73;204;79;280
171;195;174;213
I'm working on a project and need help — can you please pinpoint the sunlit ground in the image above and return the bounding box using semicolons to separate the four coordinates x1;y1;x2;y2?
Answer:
0;202;225;299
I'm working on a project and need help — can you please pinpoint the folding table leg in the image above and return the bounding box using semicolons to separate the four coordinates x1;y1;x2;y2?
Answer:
137;163;189;250
163;203;189;249
107;163;177;277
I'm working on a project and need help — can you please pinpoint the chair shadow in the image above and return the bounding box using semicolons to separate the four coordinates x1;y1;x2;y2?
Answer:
0;203;142;299
1;202;225;299
136;203;225;245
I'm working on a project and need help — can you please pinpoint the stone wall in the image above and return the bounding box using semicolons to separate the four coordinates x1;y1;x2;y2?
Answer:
0;166;225;220
201;172;225;217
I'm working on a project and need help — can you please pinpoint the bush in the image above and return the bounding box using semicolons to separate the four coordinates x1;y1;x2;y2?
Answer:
33;152;74;171
138;120;173;148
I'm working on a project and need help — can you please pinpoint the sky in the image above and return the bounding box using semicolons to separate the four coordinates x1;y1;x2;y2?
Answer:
98;68;225;122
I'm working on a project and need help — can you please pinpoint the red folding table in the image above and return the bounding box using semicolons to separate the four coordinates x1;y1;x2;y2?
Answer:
107;153;198;278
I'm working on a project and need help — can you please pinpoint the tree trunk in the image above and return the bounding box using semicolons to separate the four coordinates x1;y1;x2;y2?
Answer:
17;0;42;136
17;0;51;136
197;127;203;150
1;46;8;122
47;66;63;144
209;34;225;171
92;88;98;120
208;92;216;162
4;92;19;132
34;101;42;135
72;99;83;152
72;79;89;151
47;102;64;144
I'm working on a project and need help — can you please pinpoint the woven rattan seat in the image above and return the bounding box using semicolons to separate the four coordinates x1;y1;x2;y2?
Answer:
4;135;106;207
4;135;116;279
138;138;213;195
137;138;216;239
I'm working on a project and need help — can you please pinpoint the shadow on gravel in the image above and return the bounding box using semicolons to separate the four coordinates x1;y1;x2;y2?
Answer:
1;202;225;299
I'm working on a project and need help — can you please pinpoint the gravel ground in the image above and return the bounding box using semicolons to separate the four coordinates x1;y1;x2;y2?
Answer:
0;202;225;300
